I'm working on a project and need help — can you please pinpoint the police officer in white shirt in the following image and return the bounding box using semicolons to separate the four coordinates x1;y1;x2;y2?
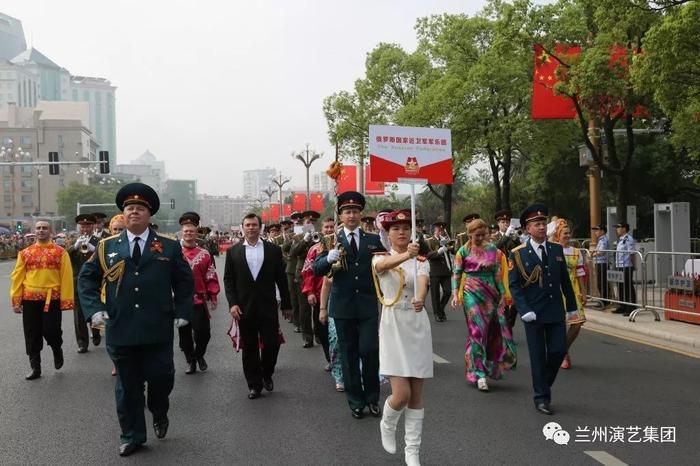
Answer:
591;224;610;301
614;223;637;316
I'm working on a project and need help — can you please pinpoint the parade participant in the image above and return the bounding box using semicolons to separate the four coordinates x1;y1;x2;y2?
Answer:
10;219;73;380
508;203;577;415
78;182;194;456
457;213;480;247
552;219;587;369
591;224;609;301
426;221;453;322
68;214;101;353
450;218;516;391
178;212;220;375
372;210;432;466
291;210;321;347
93;212;111;238
493;209;521;330
301;217;336;363
224;213;291;400
614;222;637;316
313;191;385;420
361;215;376;233
282;211;303;331
109;214;126;235
319;275;344;391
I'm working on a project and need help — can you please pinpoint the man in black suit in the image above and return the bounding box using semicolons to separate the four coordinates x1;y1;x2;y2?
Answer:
224;213;292;399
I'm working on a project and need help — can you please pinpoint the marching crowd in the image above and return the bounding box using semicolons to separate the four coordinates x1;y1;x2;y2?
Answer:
8;181;639;464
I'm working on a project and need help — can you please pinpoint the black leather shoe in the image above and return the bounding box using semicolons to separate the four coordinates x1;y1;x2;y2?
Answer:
185;361;197;375
535;403;553;415
154;416;169;439
77;346;88;354
302;341;314;348
351;408;365;419
435;315;446;322
248;389;262;400
197;357;208;371
53;348;64;370
368;403;381;417
92;333;101;346
119;442;142;456
25;367;41;380
263;377;274;392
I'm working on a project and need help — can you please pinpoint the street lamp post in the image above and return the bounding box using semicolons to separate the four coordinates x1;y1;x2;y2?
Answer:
0;138;31;219
261;186;277;207
270;172;291;222
293;144;322;210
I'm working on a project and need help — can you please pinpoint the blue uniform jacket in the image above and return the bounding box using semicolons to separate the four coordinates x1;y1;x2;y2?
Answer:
313;229;384;320
508;240;577;323
78;229;194;346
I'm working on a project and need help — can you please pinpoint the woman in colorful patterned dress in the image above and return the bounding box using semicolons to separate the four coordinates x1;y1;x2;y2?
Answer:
319;276;344;392
450;219;516;391
552;219;587;369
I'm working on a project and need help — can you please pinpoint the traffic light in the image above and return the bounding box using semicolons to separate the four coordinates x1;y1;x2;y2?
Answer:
99;151;110;174
15;223;23;234
48;152;59;175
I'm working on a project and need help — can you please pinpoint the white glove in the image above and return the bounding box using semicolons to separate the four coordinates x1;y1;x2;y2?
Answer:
91;311;108;326
505;225;515;237
437;246;447;255
174;318;189;328
327;249;341;263
303;232;312;242
85;242;96;252
521;311;537;322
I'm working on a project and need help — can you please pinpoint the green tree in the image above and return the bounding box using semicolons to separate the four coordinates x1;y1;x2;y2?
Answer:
56;182;121;224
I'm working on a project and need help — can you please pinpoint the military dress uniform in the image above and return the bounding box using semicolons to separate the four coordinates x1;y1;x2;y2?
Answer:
282;212;303;329
508;204;577;414
78;183;194;453
313;191;385;418
425;222;454;322
493;210;521;329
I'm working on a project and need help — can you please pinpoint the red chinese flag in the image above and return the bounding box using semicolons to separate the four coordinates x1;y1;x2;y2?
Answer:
292;193;306;211
310;192;324;211
531;44;580;119
337;165;357;193
364;165;385;196
283;204;292;216
269;204;280;220
261;208;269;223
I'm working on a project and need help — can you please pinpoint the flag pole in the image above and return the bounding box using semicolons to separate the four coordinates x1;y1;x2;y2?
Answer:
399;178;426;300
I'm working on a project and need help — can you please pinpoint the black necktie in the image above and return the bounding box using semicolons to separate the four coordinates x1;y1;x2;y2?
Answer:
539;244;548;265
133;237;142;264
349;232;358;256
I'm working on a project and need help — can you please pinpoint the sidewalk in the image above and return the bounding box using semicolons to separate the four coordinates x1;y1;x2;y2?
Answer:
584;305;700;358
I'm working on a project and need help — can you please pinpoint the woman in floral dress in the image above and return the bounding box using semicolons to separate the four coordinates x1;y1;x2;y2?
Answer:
552;219;587;369
450;219;516;391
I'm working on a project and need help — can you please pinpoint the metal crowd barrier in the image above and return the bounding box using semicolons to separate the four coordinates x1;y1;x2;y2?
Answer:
579;248;657;322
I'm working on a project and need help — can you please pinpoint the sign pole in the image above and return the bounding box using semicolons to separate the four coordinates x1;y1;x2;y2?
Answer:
400;178;427;300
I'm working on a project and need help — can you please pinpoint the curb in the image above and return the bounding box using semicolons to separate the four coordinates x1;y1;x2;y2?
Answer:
584;309;700;354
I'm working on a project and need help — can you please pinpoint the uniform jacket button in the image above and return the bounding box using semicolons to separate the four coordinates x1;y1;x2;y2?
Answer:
135;304;140;309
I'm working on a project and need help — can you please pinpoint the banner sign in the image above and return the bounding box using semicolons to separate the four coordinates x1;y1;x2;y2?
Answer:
369;125;452;184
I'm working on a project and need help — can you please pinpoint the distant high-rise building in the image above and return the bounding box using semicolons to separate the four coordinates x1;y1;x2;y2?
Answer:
312;171;333;193
70;76;117;166
243;168;276;199
198;195;253;230
113;150;167;193
0;13;26;61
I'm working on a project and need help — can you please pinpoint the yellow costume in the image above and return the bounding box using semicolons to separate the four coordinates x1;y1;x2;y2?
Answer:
10;241;74;311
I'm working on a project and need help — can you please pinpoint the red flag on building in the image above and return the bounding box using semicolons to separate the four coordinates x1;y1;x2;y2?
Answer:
531;44;580;119
337;165;357;193
283;204;292;217
292;193;306;212
364;165;385;195
269;204;280;220
310;192;324;211
261;208;269;223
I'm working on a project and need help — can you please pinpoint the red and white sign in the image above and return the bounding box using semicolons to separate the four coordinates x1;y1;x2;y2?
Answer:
369;125;452;184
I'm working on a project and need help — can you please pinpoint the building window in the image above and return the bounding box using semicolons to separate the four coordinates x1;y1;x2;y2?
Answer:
57;135;63;146
72;89;78;100
21;194;33;205
21;166;33;175
21;179;33;190
20;136;32;145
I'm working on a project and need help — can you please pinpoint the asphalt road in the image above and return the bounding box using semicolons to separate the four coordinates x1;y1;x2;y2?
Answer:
0;256;698;465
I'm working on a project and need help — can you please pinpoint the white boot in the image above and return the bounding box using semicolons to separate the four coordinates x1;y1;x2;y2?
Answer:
380;398;404;454
404;407;424;466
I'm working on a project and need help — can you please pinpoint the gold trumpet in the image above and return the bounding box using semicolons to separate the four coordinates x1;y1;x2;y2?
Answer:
323;229;347;277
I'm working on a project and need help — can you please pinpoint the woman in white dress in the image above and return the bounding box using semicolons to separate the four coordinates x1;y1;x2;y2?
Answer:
372;210;432;466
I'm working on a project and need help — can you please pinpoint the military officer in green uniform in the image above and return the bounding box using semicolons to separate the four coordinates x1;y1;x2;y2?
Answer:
313;191;385;420
78;183;194;456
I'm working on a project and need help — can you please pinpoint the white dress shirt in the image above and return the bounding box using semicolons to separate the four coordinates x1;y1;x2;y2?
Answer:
244;237;265;280
343;226;361;250
126;229;150;257
529;238;547;262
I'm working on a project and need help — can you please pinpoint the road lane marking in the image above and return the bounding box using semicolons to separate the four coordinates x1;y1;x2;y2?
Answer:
584;451;629;466
583;326;700;360
432;353;450;364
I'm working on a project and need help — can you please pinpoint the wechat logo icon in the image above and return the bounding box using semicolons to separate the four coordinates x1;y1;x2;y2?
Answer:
543;422;570;446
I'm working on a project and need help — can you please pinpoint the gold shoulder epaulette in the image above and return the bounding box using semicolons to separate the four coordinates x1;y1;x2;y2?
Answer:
512;243;527;252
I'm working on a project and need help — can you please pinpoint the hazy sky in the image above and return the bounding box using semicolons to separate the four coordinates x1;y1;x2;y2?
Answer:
4;0;486;196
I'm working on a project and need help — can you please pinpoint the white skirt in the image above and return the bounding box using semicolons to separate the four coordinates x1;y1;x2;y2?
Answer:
379;299;433;378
